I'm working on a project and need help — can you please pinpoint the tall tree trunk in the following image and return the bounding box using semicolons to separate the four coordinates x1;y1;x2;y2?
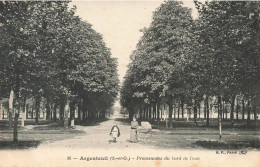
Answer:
87;108;90;120
146;104;149;120
218;100;219;120
78;99;82;122
154;103;156;121
152;102;156;123
145;104;148;120
64;103;69;128
53;102;57;122
148;103;152;121
210;101;213;120
88;103;93;120
187;106;191;122
26;104;29;119
21;97;26;127
0;100;2;120
82;98;86;121
168;102;173;128
85;108;88;120
31;106;34;119
85;109;88;120
59;100;65;124
142;104;145;120
3;106;5;119
230;95;235;126
247;99;251;126
129;105;134;121
139;104;143;122
177;101;180;120
225;102;228;119
222;101;225;119
46;98;51;120
173;102;176;119
92;107;96;120
204;97;207;119
181;101;184;118
253;101;257;126
242;98;245;120
9;90;14;128
161;104;164;120
69;101;76;127
50;103;53;119
13;101;19;142
2;105;5;119
13;70;20;142
164;103;168;127
35;95;41;125
194;103;198;126
198;102;201;119
206;96;209;127
141;105;143;120
236;97;239;120
13;90;20;142
157;101;160;123
218;96;222;140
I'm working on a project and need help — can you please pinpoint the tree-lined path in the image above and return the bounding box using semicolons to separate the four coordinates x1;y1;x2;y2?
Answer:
37;111;148;149
38;112;259;150
0;0;259;151
1;111;257;150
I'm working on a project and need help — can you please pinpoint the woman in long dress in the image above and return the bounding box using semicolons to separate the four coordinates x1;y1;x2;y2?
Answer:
130;118;138;142
110;122;120;142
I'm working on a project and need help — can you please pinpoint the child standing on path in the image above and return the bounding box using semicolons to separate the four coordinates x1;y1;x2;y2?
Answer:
109;122;120;143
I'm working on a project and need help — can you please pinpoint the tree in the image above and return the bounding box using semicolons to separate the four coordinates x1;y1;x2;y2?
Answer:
121;1;193;127
0;1;119;140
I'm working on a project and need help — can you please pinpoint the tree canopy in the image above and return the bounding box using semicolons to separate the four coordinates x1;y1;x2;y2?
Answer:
120;1;260;128
0;1;119;129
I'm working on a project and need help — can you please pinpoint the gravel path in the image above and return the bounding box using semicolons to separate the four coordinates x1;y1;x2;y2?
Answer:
38;112;152;149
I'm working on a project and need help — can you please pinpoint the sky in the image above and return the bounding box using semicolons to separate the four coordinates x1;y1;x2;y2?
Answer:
70;0;198;83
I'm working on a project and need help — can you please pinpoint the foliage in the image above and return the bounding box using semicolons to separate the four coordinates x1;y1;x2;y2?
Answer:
121;1;260;125
0;1;119;124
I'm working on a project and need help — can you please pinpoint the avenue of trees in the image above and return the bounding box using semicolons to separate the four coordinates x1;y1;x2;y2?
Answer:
0;1;119;141
120;1;260;131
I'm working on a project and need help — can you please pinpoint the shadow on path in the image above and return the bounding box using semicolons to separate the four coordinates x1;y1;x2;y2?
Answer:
113;117;130;126
195;140;260;150
75;118;110;127
0;141;41;150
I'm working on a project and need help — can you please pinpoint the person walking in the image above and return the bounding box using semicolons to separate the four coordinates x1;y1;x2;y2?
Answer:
130;117;138;142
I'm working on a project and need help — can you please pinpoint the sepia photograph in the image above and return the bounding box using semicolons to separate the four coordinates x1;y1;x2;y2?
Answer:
0;0;259;167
